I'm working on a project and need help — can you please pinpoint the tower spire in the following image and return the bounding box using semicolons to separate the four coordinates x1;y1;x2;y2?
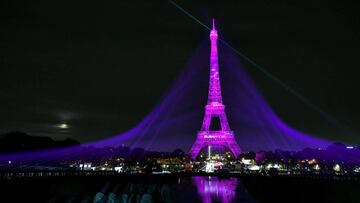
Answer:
208;18;221;104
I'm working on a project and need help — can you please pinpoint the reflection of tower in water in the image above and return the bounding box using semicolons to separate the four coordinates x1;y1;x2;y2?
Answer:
192;176;238;203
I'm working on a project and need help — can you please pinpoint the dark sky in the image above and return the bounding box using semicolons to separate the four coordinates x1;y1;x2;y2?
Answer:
1;0;359;145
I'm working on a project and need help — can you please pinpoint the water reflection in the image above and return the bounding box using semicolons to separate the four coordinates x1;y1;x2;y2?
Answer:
192;176;238;203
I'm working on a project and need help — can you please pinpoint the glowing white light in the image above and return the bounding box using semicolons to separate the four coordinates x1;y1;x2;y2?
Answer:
248;165;260;171
205;161;215;173
114;166;123;173
59;123;68;129
266;163;280;169
333;164;341;172
241;158;252;165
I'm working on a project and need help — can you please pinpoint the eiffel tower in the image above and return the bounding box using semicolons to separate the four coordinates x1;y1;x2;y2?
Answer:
189;20;241;159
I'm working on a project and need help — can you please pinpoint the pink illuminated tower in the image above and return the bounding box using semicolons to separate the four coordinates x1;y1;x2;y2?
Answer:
189;20;241;159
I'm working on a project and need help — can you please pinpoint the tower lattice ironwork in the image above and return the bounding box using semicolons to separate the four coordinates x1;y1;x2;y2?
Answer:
189;20;241;159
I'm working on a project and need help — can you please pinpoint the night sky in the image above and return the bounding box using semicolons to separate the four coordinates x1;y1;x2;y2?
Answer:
1;0;360;147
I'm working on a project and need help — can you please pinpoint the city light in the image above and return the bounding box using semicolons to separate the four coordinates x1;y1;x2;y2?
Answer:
58;123;68;129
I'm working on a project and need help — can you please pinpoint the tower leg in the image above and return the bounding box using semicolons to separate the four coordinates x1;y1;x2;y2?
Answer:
189;139;204;160
226;140;241;158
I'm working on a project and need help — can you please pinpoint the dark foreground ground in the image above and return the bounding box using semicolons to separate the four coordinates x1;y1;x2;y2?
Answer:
0;173;359;203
